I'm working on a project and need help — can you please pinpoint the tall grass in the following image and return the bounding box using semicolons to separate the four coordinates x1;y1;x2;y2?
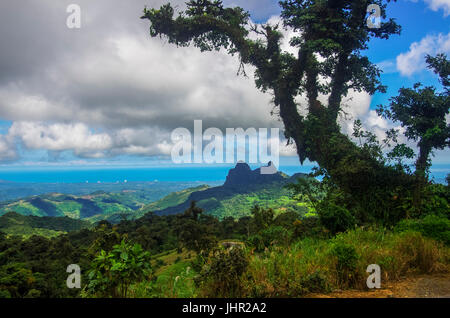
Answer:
242;228;450;297
126;228;450;298
130;261;197;298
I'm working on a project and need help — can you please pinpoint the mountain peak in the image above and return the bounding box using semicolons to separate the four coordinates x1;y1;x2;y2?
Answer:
224;162;284;188
234;161;251;171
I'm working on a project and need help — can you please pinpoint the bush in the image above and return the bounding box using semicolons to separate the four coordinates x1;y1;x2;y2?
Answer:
395;215;450;245
300;271;330;293
292;217;324;239
260;226;291;247
0;289;11;298
330;241;359;287
419;184;449;218
243;228;449;297
394;232;441;273
247;234;265;252
191;254;206;273
247;226;292;251
196;246;249;298
318;203;356;235
86;240;152;298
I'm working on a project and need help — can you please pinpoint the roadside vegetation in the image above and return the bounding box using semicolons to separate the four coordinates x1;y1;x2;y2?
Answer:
0;0;449;298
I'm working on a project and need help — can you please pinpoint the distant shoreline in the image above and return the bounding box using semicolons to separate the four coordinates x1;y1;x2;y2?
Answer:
0;164;447;184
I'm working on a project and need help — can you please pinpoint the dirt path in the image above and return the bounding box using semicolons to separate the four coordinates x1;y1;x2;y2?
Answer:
308;273;450;298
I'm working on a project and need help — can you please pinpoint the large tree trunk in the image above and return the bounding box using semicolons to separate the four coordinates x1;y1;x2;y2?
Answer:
415;143;431;180
412;142;432;216
278;94;413;221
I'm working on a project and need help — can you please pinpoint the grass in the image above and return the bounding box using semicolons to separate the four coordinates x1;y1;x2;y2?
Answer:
242;228;450;297
130;250;197;298
125;227;450;298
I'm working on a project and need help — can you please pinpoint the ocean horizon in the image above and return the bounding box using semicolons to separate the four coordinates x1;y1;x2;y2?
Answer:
0;165;312;184
0;164;448;184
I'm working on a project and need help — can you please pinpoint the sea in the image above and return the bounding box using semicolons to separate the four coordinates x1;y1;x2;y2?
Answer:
0;164;448;184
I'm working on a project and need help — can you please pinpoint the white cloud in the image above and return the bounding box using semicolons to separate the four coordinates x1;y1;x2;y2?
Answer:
9;122;113;158
409;0;450;16
6;122;185;159
425;0;450;16
0;0;291;162
111;127;173;156
396;32;450;76
376;60;397;74
0;134;17;161
0;1;425;163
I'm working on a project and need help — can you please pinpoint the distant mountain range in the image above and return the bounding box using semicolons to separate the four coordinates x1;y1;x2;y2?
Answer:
139;162;309;219
0;163;311;225
0;180;219;202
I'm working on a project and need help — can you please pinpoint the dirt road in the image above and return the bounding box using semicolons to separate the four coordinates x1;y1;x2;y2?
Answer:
308;273;450;298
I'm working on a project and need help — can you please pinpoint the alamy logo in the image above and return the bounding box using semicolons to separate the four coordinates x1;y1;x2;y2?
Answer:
366;264;381;289
367;4;381;29
171;120;280;174
66;4;81;29
66;264;81;289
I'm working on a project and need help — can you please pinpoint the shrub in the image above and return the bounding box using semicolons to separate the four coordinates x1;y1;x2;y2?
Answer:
191;254;206;273
395;215;450;245
0;289;11;298
419;184;449;218
247;234;265;252
394;232;441;273
243;228;449;297
86;240;152;298
260;226;291;247
318;203;356;235
292;217;324;239
300;271;330;293
247;226;292;251
330;241;359;287
196;246;249;298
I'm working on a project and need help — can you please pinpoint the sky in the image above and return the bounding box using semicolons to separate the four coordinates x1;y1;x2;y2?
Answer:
0;0;448;169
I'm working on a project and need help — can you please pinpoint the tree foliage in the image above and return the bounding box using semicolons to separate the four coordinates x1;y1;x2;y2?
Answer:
377;54;450;179
141;0;417;219
86;240;152;298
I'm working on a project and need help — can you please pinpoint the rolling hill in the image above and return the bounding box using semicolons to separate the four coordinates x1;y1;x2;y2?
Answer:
0;211;91;237
0;191;151;222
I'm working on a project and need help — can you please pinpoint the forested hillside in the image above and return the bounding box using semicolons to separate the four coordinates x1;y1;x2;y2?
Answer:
0;212;91;237
146;163;312;219
0;165;313;223
0;191;154;221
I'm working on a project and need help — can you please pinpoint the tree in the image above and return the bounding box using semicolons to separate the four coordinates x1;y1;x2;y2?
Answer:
0;263;38;298
377;54;449;213
141;0;410;216
250;205;274;232
88;221;122;256
86;240;152;298
179;202;217;254
378;54;449;180
184;200;203;220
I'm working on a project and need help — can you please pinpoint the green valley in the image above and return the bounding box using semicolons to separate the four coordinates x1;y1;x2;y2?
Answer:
0;212;91;238
0;191;148;222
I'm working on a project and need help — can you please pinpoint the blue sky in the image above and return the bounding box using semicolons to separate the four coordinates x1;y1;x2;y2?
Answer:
0;0;448;169
368;0;450;106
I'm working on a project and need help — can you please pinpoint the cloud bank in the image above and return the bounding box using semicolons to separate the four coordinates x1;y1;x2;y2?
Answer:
0;0;412;163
